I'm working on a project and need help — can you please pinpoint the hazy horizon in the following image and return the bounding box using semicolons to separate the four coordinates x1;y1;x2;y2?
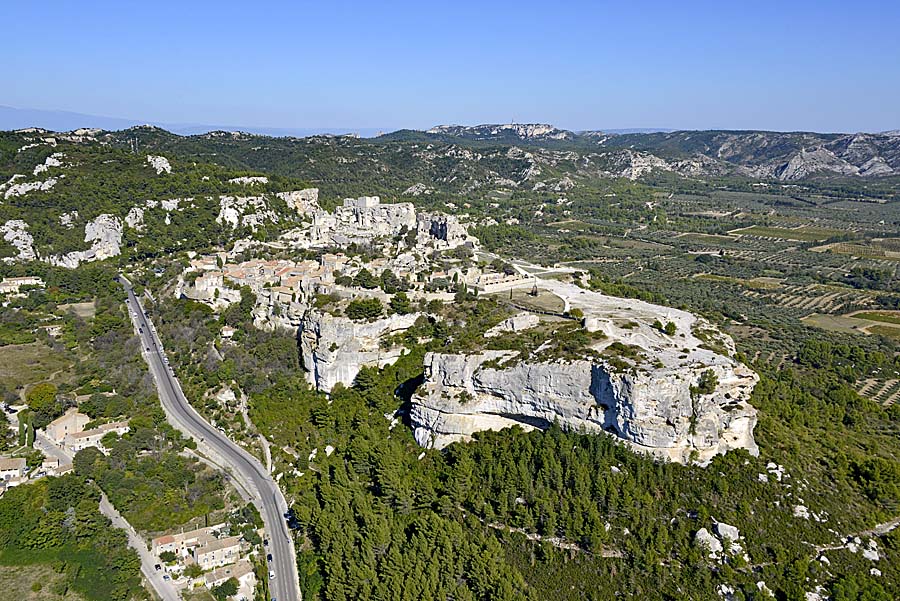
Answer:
3;105;897;138
4;2;899;134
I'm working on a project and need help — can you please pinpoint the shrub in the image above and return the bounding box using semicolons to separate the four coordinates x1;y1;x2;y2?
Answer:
346;298;383;321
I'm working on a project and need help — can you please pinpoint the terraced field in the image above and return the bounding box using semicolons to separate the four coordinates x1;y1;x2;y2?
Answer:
730;225;847;241
856;378;900;406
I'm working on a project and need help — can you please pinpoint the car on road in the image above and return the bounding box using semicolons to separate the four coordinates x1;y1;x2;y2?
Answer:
269;570;276;580
263;538;268;546
163;575;170;581
154;564;161;571
267;553;273;561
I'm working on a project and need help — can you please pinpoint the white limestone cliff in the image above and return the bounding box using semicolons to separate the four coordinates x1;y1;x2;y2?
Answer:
276;189;320;215
47;214;123;268
300;309;421;392
409;281;759;465
216;195;280;230
1;220;37;262
410;351;757;464
146;155;172;174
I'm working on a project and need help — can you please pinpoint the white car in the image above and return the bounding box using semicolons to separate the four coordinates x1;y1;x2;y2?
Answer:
269;570;276;580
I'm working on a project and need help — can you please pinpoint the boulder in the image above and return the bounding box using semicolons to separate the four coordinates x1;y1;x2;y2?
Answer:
695;528;723;555
714;521;740;542
484;312;540;337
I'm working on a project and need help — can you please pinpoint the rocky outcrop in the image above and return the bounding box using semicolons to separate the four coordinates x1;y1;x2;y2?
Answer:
410;280;759;464
3;176;58;199
0;220;37;262
403;183;432;196
427;123;576;142
300;309;421;392
416;212;472;249
47;214;123;268
410;351;757;464
125;206;145;230
146;155;172;174
216;195;279;230
276;189;320;215
311;196;417;246
59;211;79;228
33;153;64;176
484;312;540;337
228;176;269;185
776;148;859;180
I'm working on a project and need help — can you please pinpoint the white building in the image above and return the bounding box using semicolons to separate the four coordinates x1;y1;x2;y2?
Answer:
0;457;26;480
64;421;130;453
0;276;44;294
45;408;91;444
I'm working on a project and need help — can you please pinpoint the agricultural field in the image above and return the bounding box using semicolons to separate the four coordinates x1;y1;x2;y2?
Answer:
730;225;848;241
850;311;900;325
869;325;900;340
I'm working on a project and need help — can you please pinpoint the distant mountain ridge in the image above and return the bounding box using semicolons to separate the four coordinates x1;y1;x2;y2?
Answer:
0;105;383;138
4;114;900;182
416;123;900;180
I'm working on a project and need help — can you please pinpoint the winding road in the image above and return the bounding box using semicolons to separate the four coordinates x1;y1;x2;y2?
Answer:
120;276;300;601
99;493;181;601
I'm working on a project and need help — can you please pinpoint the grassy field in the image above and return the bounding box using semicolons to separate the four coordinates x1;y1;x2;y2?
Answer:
58;301;96;320
675;232;737;243
0;343;74;395
815;241;900;260
491;289;566;314
731;225;845;241
851;311;900;325
0;564;85;601
801;313;871;335
804;311;900;338
868;325;900;340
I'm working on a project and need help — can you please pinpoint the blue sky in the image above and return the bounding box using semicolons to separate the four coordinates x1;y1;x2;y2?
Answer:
3;0;899;132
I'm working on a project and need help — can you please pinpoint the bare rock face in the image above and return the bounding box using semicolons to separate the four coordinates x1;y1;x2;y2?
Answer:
47;214;123;268
216;195;279;230
410;352;758;464
146;155;172;174
300;309;421;392
228;176;269;186
0;220;37;262
410;280;759;465
484;312;540;337
276;189;320;215
415;212;471;249
3;176;58;199
777;148;859;180
312;196;416;246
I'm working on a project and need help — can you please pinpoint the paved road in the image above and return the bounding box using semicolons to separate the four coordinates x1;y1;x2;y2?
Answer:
33;430;73;470
120;277;300;601
99;493;182;601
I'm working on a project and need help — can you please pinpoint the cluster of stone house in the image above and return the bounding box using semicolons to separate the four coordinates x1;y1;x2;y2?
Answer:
44;407;130;454
151;524;244;569
203;558;255;591
184;252;354;310
0;276;44;295
151;523;256;597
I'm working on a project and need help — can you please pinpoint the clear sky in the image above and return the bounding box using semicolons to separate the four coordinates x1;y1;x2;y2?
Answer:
4;0;899;133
